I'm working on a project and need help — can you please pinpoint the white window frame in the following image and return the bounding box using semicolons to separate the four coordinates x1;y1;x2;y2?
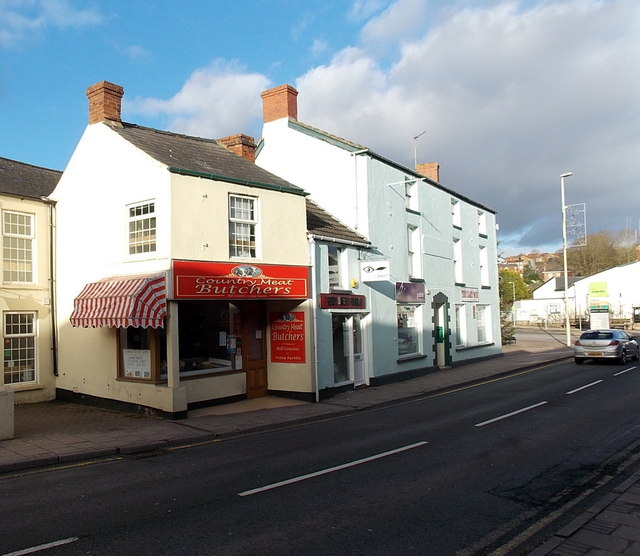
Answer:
3;311;37;385
328;245;343;289
405;179;418;211
455;304;466;347
128;200;156;256
479;245;489;286
475;304;490;343
478;210;487;236
397;304;422;358
453;238;463;284
229;194;259;259
451;199;461;228
3;210;34;284
408;225;421;278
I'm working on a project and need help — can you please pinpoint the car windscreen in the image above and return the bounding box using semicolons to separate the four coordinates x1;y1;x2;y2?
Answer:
580;332;613;340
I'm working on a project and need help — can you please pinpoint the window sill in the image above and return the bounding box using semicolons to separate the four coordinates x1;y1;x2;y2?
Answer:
456;342;495;352
6;383;42;392
397;353;427;362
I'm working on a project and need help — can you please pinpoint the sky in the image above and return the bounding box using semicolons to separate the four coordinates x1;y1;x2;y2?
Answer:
1;0;638;256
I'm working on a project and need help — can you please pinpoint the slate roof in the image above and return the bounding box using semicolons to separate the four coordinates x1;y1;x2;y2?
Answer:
306;198;370;246
0;157;61;199
107;121;305;196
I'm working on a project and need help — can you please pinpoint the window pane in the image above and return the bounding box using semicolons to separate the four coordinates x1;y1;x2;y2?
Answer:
2;212;34;283
397;305;419;356
3;312;36;385
128;202;156;255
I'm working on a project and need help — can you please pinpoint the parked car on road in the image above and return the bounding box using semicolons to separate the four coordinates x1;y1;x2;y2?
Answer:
574;329;640;365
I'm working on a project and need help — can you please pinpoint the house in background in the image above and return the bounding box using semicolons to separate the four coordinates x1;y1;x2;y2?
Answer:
0;157;60;403
256;85;501;391
50;81;315;418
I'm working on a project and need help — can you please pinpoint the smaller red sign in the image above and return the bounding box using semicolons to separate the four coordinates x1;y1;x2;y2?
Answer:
270;312;306;363
319;293;366;310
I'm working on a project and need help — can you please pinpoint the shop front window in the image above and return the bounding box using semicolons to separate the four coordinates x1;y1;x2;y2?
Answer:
118;326;165;382
178;301;242;376
397;305;420;357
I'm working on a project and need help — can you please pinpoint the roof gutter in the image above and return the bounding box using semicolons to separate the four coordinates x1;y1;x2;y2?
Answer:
307;233;373;249
168;166;308;197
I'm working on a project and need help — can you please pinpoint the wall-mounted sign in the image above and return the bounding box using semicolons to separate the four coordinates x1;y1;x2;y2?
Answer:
395;282;425;303
173;260;309;300
461;288;479;302
319;293;366;310
589;282;608;298
270;312;306;363
361;260;390;282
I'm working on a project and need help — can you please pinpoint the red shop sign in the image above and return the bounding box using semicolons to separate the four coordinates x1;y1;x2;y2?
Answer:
172;260;310;300
270;312;306;364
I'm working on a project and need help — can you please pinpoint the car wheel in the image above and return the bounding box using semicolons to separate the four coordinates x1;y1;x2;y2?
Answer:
575;358;584;365
618;350;628;365
633;348;640;362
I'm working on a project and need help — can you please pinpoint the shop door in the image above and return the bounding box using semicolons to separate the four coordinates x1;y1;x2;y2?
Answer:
242;302;268;398
332;314;366;386
353;315;366;387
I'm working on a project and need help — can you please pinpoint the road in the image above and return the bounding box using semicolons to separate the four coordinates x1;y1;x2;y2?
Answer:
2;357;640;555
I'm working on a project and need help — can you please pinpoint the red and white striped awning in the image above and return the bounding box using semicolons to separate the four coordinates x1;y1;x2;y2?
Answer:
70;274;167;329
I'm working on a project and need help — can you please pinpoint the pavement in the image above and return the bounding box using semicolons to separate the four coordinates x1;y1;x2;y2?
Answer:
2;327;640;555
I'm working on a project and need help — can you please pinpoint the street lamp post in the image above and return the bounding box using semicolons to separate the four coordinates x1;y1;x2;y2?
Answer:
508;281;516;325
561;172;573;347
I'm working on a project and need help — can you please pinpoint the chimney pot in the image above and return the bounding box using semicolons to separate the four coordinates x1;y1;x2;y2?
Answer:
218;134;256;163
416;162;440;183
86;81;124;124
260;84;298;123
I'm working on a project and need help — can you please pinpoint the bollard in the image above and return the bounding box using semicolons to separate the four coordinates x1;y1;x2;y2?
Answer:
0;386;15;440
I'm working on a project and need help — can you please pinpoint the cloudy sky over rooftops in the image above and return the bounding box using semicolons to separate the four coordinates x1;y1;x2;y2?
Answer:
1;0;638;255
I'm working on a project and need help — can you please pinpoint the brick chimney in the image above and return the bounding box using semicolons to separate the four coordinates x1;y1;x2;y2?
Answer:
86;81;124;124
217;134;256;163
261;84;298;123
416;162;440;183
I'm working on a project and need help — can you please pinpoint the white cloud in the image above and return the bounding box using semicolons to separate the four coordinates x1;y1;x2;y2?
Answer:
0;0;102;48
359;0;428;49
126;59;271;139
296;0;640;254
347;0;387;22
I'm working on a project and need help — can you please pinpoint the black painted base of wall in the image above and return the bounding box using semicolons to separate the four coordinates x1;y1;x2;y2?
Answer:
268;389;316;403
56;388;188;420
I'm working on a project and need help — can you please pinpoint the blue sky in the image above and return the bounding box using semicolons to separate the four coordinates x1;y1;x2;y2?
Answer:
1;0;638;256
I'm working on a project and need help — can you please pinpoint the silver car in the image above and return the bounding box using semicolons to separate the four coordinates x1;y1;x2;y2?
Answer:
574;329;640;365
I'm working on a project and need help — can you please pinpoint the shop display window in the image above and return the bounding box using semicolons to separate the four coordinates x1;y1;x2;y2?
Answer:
177;301;242;376
118;326;165;382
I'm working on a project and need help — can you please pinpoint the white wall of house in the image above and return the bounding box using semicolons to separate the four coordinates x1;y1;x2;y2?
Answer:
258;111;501;382
574;262;640;321
52;122;314;414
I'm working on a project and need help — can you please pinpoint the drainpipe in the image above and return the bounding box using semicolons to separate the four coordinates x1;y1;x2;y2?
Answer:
309;235;320;403
40;197;58;376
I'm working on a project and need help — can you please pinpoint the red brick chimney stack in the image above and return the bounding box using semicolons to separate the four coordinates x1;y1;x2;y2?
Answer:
416;162;440;183
86;81;124;124
261;84;298;123
217;134;256;163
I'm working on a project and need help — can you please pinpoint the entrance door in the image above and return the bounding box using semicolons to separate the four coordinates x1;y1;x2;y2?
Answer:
242;302;268;398
332;314;366;386
352;315;366;387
